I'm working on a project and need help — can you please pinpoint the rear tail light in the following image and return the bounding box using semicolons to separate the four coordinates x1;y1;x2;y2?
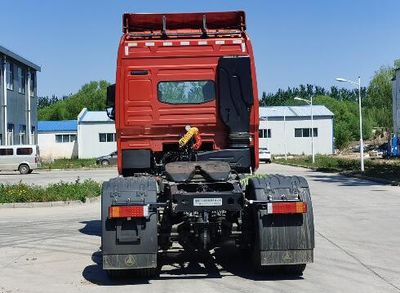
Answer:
35;156;39;163
108;205;149;219
267;202;307;214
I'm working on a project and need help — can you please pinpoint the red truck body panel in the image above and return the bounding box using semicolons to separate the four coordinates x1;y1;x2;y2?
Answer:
114;11;259;174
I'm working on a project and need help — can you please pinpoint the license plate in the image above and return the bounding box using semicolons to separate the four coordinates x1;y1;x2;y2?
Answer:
193;198;223;207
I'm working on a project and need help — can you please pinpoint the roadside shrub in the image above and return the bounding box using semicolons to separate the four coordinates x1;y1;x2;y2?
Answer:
0;180;101;203
41;159;98;169
274;155;400;183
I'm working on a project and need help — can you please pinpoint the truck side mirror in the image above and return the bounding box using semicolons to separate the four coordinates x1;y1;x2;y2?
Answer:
106;84;116;120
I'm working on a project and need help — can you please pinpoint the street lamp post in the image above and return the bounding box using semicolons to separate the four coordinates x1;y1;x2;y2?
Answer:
283;107;287;160
294;96;315;163
336;76;364;172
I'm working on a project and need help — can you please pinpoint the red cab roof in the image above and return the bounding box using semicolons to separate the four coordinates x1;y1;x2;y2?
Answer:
123;11;246;34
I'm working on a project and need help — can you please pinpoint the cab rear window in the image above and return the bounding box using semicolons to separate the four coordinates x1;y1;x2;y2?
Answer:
158;80;215;104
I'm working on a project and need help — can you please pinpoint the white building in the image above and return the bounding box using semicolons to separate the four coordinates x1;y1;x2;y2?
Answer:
38;105;333;160
77;108;116;158
37;120;78;161
259;106;334;155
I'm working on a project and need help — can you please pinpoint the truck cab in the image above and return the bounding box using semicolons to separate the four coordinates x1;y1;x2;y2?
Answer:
107;11;259;176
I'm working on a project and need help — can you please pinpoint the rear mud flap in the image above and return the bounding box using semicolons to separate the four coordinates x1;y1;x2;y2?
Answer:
103;253;157;270
101;177;158;270
247;175;315;266
260;250;313;266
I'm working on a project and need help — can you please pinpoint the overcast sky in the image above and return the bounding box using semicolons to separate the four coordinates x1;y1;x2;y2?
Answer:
1;0;399;97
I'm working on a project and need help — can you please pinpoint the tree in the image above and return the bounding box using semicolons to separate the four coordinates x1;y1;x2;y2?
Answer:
395;59;400;69
313;96;372;149
364;66;394;129
38;81;110;120
259;84;365;107
37;95;60;109
258;62;397;150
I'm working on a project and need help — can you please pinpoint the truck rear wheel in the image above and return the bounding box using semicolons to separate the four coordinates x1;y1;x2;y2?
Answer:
101;177;159;277
283;264;306;276
246;175;314;275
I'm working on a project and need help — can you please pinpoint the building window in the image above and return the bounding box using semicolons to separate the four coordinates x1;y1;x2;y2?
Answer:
0;148;13;156
294;128;318;138
99;133;116;142
18;125;26;144
17;147;33;155
17;67;25;94
31;126;36;144
6;62;14;90
55;134;77;143
30;71;35;97
7;123;14;145
259;129;272;138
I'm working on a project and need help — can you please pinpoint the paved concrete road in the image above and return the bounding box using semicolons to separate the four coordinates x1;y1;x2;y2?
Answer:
0;163;399;293
0;168;118;186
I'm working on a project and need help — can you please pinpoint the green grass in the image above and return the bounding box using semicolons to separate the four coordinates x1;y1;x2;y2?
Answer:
0;179;101;203
240;173;269;187
40;159;99;169
274;155;400;183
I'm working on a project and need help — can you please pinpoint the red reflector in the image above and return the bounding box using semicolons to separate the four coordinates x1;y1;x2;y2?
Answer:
108;205;149;218
267;202;307;214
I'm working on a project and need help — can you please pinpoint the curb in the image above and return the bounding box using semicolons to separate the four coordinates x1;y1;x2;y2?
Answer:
340;172;400;186
274;162;400;186
38;167;116;172
0;196;100;209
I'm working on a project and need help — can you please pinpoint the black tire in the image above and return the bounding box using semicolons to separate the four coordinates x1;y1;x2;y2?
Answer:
101;159;110;166
18;164;30;175
102;177;159;280
106;268;158;279
251;241;263;273
283;264;306;276
135;268;159;278
106;269;128;279
246;175;314;275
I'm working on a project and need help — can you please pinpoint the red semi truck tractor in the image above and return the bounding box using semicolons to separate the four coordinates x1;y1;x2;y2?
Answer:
102;11;314;277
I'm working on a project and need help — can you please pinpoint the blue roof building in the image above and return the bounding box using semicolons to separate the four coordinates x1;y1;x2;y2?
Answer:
38;120;77;133
37;120;78;160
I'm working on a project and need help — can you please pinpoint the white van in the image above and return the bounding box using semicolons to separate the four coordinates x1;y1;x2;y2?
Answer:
0;145;41;174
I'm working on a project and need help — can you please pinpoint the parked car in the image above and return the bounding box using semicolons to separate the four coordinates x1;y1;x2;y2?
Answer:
259;147;272;163
0;145;41;174
96;151;118;166
352;144;373;153
368;150;384;159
